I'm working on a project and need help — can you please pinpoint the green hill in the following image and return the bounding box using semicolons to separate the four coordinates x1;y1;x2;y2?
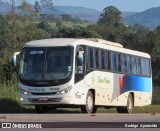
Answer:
123;7;160;29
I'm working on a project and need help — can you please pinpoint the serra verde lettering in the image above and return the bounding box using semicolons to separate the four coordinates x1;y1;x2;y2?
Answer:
98;76;110;84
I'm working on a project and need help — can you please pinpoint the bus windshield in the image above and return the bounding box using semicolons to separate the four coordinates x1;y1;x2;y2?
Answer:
19;46;73;86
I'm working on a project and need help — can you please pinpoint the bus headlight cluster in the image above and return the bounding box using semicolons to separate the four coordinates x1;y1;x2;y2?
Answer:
56;86;72;95
20;88;31;95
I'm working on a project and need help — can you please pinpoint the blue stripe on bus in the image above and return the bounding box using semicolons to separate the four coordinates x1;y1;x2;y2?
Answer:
121;75;152;93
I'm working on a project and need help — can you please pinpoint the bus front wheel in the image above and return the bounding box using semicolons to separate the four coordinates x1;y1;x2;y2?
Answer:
116;93;134;114
35;105;57;113
35;105;45;113
81;91;97;114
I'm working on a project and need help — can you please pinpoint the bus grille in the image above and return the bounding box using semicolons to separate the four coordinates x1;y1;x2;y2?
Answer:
31;92;57;95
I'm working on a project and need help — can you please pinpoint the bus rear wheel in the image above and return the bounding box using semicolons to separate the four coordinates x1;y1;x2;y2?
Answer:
116;93;134;114
81;91;97;114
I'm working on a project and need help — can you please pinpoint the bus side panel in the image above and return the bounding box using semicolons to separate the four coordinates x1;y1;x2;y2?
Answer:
119;75;152;106
80;71;129;106
74;71;115;106
134;92;152;106
74;71;152;107
73;83;90;105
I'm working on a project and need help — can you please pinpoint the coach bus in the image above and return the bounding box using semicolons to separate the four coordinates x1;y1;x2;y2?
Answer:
12;38;152;113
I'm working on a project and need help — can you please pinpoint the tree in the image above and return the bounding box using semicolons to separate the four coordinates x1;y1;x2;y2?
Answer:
10;0;16;11
46;14;56;21
58;27;102;38
61;14;72;21
97;6;121;26
148;26;160;80
72;16;81;23
40;0;54;19
19;0;37;18
0;14;11;51
37;21;51;33
6;0;18;52
34;0;41;14
6;0;39;51
34;29;51;39
128;24;150;35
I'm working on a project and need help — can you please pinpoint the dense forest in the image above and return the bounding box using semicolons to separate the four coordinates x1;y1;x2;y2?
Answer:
0;0;160;84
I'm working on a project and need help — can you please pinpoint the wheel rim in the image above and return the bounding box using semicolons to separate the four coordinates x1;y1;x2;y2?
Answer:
87;95;93;110
128;95;133;113
128;98;132;110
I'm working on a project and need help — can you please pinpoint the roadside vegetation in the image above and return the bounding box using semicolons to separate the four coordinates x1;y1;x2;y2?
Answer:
0;0;160;113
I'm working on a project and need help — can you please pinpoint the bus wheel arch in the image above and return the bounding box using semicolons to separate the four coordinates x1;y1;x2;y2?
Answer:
81;89;97;113
130;92;134;106
116;92;134;114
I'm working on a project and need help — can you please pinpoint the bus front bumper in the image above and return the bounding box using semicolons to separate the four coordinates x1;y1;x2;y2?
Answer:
19;94;73;105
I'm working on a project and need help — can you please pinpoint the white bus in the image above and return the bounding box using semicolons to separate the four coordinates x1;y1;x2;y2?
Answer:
12;38;152;113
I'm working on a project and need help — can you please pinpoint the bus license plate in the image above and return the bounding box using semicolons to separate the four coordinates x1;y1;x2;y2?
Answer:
38;97;48;101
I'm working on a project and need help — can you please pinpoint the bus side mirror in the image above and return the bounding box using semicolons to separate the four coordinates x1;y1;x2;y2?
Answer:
12;52;20;68
76;51;84;74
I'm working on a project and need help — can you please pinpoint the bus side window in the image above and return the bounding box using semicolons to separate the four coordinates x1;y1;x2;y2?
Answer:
122;54;127;73
87;48;90;68
118;53;121;72
105;50;110;70
137;57;141;75
93;48;96;68
111;52;118;72
95;49;99;69
99;50;105;69
141;58;150;76
87;48;94;68
92;48;99;69
146;59;151;76
132;56;137;75
126;55;131;73
132;56;141;75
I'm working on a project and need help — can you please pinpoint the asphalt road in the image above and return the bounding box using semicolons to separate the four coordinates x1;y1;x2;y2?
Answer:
0;113;159;130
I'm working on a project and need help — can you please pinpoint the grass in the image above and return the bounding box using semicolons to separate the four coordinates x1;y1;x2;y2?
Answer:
0;82;160;113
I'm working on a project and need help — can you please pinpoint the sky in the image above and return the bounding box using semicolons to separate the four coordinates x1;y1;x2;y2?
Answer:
26;0;160;12
2;0;160;12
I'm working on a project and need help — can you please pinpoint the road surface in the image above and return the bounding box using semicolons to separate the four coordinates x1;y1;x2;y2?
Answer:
0;113;159;130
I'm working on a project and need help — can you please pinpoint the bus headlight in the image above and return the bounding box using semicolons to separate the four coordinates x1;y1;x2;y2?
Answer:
56;86;72;95
20;88;31;95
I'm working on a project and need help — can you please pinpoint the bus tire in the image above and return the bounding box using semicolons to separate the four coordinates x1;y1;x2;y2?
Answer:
35;105;45;113
81;91;97;114
116;93;134;114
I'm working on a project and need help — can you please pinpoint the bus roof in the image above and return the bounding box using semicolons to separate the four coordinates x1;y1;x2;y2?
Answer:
24;38;123;47
85;38;123;48
24;38;150;58
24;38;79;47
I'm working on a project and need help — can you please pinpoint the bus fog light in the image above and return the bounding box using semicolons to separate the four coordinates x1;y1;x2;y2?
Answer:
20;98;24;101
